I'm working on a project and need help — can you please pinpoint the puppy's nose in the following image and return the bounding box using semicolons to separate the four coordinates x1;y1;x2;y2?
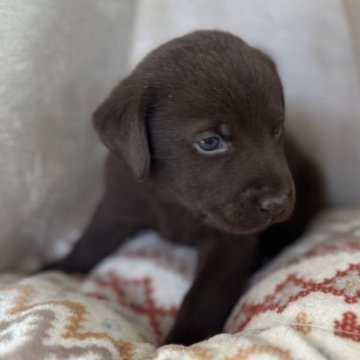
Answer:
258;193;289;213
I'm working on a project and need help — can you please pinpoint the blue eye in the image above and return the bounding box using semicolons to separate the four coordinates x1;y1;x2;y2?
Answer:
198;136;220;151
194;134;229;155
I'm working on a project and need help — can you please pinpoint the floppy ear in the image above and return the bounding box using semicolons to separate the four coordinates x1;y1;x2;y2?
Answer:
93;78;151;181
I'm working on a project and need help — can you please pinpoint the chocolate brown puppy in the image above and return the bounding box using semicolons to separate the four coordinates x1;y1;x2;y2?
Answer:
44;30;323;345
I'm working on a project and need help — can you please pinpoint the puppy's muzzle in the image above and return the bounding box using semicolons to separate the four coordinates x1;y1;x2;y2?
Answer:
247;183;294;223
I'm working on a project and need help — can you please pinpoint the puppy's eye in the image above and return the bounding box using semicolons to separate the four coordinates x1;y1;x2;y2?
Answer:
273;122;284;140
194;135;228;154
199;136;220;151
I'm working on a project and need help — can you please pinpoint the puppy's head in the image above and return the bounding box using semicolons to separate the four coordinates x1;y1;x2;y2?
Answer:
94;30;295;234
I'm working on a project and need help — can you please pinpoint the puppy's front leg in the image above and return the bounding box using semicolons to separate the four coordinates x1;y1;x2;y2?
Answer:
41;199;140;274
164;235;258;345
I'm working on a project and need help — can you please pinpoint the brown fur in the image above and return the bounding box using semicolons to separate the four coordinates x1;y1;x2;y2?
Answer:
43;30;324;345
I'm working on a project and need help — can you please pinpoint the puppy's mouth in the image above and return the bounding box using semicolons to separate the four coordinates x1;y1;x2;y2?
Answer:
199;207;291;235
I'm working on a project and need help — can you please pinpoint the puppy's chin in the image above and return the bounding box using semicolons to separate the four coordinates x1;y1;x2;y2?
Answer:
200;209;292;235
204;217;272;235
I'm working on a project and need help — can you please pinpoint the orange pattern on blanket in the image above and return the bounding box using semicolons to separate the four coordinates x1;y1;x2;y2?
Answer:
227;344;292;360
294;312;313;335
7;284;134;358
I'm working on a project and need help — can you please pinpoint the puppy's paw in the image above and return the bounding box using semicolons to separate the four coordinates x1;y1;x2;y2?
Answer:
163;327;207;346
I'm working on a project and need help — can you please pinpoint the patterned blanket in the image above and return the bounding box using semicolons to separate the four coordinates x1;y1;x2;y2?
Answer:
1;208;360;359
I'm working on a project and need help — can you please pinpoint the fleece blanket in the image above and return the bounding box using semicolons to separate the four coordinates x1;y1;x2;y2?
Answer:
1;208;360;359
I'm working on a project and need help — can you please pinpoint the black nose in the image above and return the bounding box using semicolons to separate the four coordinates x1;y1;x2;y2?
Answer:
258;193;289;213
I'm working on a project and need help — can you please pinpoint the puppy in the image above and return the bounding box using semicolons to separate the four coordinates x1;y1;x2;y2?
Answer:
44;30;323;345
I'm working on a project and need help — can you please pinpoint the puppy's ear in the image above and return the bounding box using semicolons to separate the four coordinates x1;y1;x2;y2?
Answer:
93;78;152;181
